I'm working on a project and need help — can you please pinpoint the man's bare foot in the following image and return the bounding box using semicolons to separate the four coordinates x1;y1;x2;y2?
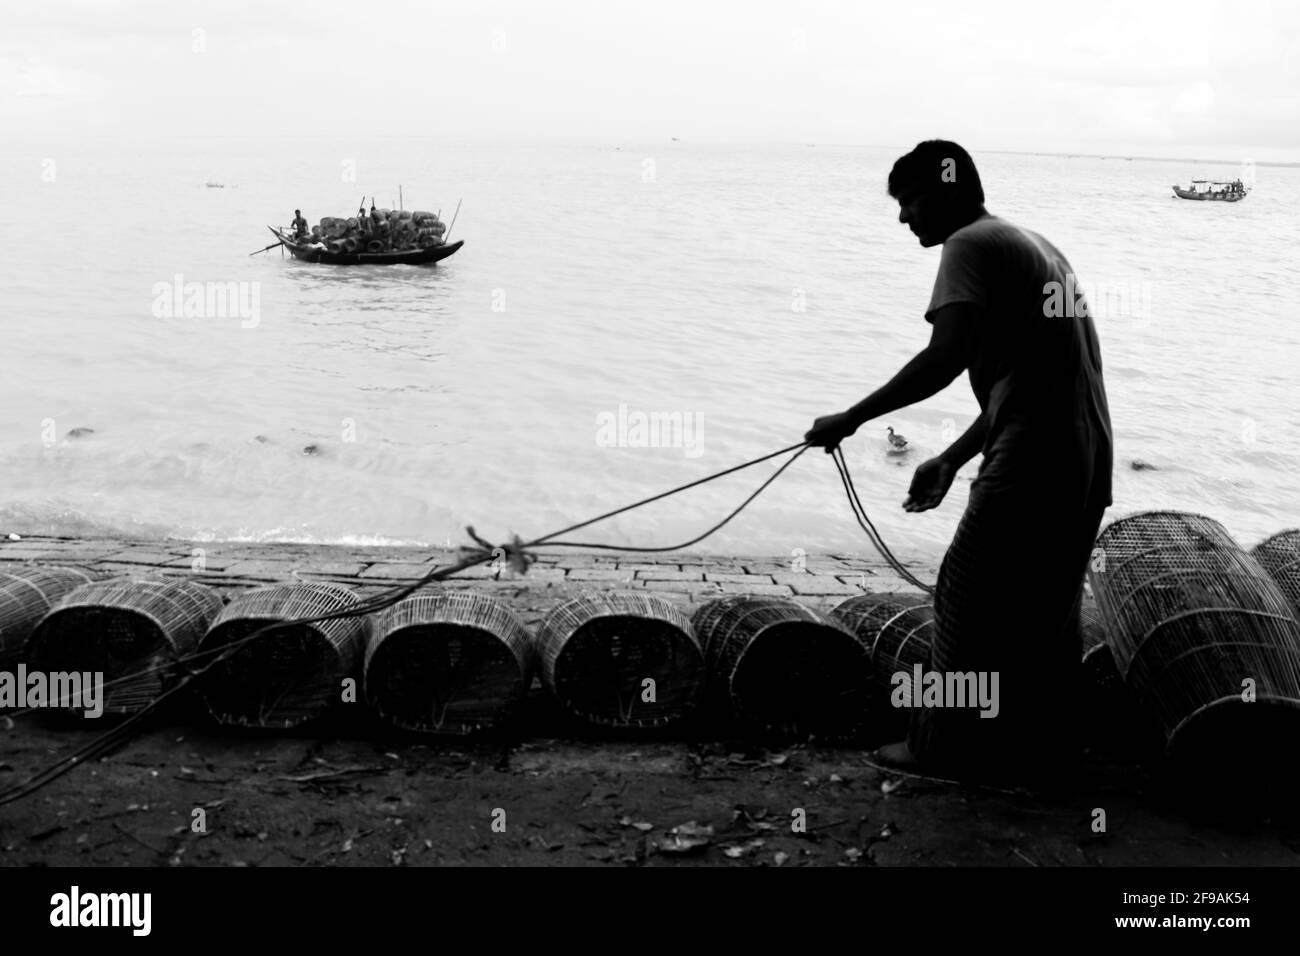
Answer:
873;740;920;769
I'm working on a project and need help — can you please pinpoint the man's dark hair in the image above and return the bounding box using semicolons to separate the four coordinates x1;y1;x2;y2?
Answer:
887;140;984;205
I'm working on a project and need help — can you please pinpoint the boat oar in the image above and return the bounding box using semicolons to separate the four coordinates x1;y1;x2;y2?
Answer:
249;239;284;256
444;198;463;243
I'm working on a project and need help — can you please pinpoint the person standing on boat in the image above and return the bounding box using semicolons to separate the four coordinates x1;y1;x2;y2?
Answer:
804;140;1113;783
373;209;391;250
291;209;308;239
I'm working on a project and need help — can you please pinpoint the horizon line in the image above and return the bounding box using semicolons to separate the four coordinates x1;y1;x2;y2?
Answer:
3;135;1294;167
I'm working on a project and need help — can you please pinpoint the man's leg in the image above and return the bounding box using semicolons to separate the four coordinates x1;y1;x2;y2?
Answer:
905;494;1104;779
1017;501;1107;760
906;487;1014;773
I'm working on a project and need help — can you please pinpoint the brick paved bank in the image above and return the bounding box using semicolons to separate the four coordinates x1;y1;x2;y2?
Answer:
0;534;936;628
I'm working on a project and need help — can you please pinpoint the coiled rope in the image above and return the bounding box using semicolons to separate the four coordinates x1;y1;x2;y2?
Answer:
0;438;933;806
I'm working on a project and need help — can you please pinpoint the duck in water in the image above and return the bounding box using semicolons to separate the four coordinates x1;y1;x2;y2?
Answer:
886;426;908;452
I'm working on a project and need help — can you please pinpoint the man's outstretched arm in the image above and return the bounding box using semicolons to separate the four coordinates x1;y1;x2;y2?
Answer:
805;302;980;448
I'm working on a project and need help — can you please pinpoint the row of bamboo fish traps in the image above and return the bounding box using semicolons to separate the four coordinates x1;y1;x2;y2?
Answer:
0;571;1116;740
2;576;534;733
2;514;1298;752
1;568;906;736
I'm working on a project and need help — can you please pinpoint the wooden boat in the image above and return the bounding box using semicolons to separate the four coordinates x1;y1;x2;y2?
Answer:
268;227;463;265
1172;179;1248;202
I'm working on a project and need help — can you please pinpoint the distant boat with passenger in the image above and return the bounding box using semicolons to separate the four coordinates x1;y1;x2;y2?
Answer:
269;227;463;265
265;199;464;265
1172;178;1249;202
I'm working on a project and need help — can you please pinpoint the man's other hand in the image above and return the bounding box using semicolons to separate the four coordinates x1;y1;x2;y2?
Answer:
804;412;857;452
903;456;956;511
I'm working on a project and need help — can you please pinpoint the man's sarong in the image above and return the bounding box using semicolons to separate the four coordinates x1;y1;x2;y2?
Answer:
908;470;1107;778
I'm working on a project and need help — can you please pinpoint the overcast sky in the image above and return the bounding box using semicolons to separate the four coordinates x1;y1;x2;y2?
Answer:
4;0;1298;160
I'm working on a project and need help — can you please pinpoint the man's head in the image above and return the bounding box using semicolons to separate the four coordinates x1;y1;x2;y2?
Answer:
295;209;301;217
888;141;986;247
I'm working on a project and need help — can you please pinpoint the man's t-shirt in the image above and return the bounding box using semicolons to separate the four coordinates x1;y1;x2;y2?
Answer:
925;214;1113;510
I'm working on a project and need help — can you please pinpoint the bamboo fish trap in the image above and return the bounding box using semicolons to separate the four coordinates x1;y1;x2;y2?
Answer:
365;592;533;735
830;592;934;737
1077;588;1158;755
692;594;873;737
0;566;109;668
1251;530;1300;616
196;583;364;729
534;591;704;728
1079;591;1122;693
25;577;223;716
1087;511;1300;757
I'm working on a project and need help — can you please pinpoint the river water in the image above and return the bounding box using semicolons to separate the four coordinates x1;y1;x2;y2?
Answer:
2;139;1296;559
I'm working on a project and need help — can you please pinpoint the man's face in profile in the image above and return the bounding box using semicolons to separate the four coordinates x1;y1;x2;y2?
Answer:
895;186;947;248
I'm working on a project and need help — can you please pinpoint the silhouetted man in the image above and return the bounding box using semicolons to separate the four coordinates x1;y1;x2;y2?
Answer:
805;140;1113;783
291;209;308;239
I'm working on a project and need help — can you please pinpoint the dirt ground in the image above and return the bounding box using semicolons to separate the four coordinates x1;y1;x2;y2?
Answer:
5;690;1299;868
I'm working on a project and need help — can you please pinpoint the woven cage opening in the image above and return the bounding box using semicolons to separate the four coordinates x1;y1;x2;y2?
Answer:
26;608;169;715
550;615;703;727
25;578;221;716
0;566;109;667
365;592;533;735
694;595;873;737
732;622;874;737
1088;511;1300;754
536;592;704;728
197;583;363;729
198;621;344;728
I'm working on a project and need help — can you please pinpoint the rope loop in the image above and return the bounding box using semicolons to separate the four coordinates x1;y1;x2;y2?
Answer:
460;526;535;576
